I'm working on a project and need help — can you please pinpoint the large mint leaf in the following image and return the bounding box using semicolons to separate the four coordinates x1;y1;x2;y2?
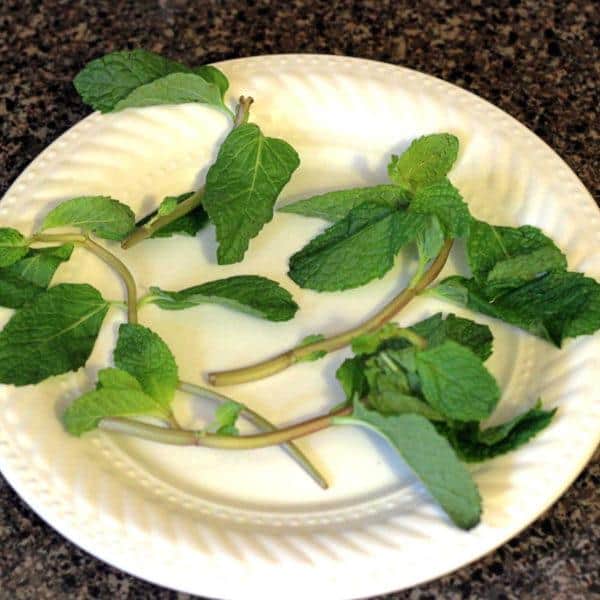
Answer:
467;220;565;285
279;185;408;221
74;49;190;112
388;134;459;191
42;196;135;241
113;72;226;113
415;340;500;421
193;65;229;100
409;178;471;238
434;272;600;346
288;202;423;291
340;401;481;529
410;313;493;361
437;400;556;462
0;244;74;309
0;228;28;267
202;123;300;264
114;324;178;408
0;283;109;385
136;192;208;238
148;275;298;322
63;387;168;436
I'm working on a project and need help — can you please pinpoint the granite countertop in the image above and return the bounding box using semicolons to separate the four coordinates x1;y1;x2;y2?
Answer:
0;0;598;598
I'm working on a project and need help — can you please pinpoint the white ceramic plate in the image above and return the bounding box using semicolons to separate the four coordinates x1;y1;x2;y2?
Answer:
0;55;599;599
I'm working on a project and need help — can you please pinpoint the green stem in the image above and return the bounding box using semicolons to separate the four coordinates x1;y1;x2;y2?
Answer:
208;240;453;386
99;405;352;449
30;233;138;323
177;380;329;488
81;238;138;324
120;95;254;250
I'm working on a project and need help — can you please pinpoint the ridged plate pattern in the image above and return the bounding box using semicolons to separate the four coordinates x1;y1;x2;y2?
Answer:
0;55;598;600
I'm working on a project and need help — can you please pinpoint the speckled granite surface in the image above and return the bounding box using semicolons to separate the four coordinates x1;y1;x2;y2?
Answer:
0;1;598;598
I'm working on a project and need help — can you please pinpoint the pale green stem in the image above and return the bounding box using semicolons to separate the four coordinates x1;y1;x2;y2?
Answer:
177;380;329;489
30;233;138;323
99;405;352;449
208;240;453;386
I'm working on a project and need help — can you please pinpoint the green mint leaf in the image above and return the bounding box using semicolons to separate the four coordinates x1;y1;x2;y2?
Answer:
96;367;143;391
484;245;567;298
415;340;500;421
0;244;73;309
467;220;565;284
387;134;459;191
157;196;179;217
351;323;412;355
279;185;408;221
0;228;28;267
437;400;556;462
296;333;327;362
206;400;244;436
409;178;471;238
436;272;600;346
427;276;470;306
74;49;190;113
42;196;135;241
202;123;300;264
63;388;169;436
410;313;493;361
148;275;298;322
192;65;229;100
416;215;445;265
136;192;208;238
113;72;226;114
0;283;109;385
343;401;481;529
288;202;423;291
336;356;368;401
114;324;178;408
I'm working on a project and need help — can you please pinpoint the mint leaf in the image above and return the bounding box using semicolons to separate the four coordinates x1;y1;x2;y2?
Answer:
297;333;327;362
416;215;445;265
136;192;208;238
97;367;143;391
0;228;28;267
336;356;369;401
279;185;408;221
207;400;244;436
202;123;300;264
484;246;567;298
351;323;412;355
74;49;190;113
410;313;493;361
409;178;471;238
467;220;565;284
157;196;179;217
415;340;500;421
288;202;423;291
114;324;178;408
63;388;168;436
148;275;298;322
113;72;226;114
437;400;556;462
192;65;229;100
42;196;135;241
388;134;459;191
0;283;109;385
0;244;73;309
436;272;600;346
341;401;481;529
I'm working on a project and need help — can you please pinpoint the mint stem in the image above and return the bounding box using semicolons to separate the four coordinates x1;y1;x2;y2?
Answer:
177;379;329;488
30;233;138;323
120;95;254;249
98;404;352;449
208;240;453;386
